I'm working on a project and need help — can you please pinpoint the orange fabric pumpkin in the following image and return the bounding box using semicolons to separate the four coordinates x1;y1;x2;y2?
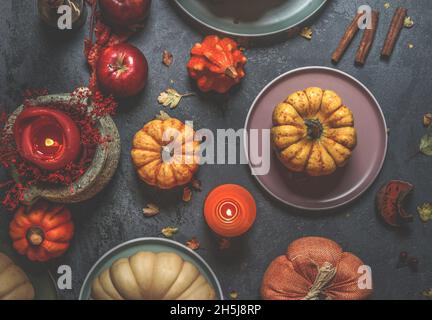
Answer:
131;117;200;189
261;237;372;300
187;35;247;94
9;201;74;262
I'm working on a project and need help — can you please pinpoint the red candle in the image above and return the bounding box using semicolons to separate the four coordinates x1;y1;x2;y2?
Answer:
204;184;256;238
13;107;81;171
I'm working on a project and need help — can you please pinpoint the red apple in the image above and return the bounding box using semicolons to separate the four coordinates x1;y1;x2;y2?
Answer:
99;0;152;27
97;43;148;98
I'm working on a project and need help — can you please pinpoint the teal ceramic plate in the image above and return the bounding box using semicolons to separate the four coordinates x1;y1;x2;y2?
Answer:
79;238;224;300
0;243;58;300
173;0;328;37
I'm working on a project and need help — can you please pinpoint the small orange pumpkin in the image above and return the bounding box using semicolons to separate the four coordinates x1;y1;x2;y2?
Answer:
131;117;200;189
9;201;74;262
187;35;247;94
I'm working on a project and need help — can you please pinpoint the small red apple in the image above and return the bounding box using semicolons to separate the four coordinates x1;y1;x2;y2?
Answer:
99;0;152;27
97;43;149;98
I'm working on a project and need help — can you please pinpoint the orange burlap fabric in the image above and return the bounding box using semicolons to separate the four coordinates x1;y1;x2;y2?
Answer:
261;237;372;300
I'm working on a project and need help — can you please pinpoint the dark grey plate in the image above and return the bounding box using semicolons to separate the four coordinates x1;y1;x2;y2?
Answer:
173;0;328;37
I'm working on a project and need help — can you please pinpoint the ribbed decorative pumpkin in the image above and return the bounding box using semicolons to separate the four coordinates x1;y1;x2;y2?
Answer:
271;87;357;176
187;35;247;93
131;117;200;189
9;201;74;262
261;237;372;300
91;251;216;300
0;253;34;300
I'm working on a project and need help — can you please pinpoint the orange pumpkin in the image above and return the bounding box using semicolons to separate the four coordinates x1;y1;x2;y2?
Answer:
9;201;74;262
131;117;200;189
187;35;247;93
261;237;372;300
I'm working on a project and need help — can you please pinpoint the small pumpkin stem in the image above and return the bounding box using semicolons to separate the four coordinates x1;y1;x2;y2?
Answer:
26;227;45;246
225;66;238;79
305;119;324;140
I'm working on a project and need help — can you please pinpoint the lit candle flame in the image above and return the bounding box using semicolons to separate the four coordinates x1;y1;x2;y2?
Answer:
45;138;55;147
226;209;233;217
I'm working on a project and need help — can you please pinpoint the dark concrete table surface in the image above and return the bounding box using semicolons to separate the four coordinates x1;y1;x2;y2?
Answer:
1;0;431;300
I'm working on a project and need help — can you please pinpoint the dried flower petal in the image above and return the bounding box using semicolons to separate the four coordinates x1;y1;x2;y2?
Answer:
229;291;239;300
162;50;173;66
191;179;202;191
162;227;178;238
143;203;160;217
417;203;432;222
299;27;313;40
186;237;200;250
219;238;231;250
182;186;192;202
158;88;194;109
423;113;432;127
404;16;414;28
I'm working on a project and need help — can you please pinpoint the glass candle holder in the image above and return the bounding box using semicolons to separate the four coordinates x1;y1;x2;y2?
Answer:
37;0;87;30
204;184;256;238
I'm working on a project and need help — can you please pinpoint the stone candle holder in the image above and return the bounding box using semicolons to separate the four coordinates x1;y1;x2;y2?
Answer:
7;91;121;204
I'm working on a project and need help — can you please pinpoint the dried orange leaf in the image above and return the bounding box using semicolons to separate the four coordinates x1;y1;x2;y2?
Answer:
143;203;160;217
191;179;202;191
186;237;200;250
162;50;173;66
299;26;313;40
219;238;231;250
161;227;178;238
183;186;192;202
229;291;239;300
423;113;432;127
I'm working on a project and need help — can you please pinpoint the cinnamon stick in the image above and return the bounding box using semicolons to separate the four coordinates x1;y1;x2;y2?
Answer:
331;12;363;63
355;11;380;65
381;7;408;58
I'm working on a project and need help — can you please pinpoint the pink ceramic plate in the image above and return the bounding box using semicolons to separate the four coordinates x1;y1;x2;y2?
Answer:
245;66;388;211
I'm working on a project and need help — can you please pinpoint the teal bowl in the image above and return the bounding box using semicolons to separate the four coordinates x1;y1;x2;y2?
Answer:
79;237;224;300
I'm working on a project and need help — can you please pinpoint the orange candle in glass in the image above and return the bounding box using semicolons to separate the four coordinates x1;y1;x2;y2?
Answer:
204;184;256;238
